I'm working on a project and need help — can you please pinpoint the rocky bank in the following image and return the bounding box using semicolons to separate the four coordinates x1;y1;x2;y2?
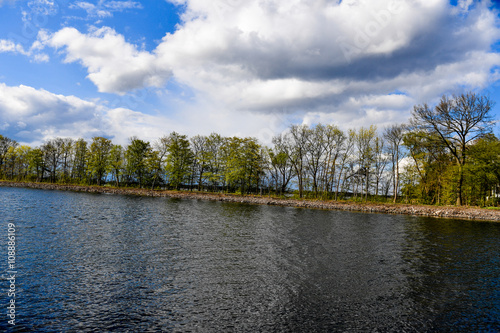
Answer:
1;181;500;222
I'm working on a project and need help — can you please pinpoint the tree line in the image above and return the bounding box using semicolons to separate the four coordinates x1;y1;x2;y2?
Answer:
1;92;499;206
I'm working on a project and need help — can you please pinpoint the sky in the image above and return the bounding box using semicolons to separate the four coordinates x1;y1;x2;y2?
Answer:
0;0;500;146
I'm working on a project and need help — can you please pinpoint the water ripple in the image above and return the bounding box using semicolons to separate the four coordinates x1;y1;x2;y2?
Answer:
1;187;499;332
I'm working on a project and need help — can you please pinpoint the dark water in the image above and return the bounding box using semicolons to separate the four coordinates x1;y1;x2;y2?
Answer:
1;187;500;332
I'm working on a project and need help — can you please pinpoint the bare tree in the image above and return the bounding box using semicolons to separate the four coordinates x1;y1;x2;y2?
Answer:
372;135;389;197
269;133;295;195
384;123;406;203
355;126;377;201
190;135;209;191
411;92;494;205
288;125;310;198
320;124;345;195
335;129;355;200
305;124;327;197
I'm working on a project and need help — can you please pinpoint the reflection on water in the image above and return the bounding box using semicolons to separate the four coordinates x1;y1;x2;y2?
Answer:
1;187;499;332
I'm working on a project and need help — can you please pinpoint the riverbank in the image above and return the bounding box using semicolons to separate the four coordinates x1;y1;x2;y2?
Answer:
1;180;500;222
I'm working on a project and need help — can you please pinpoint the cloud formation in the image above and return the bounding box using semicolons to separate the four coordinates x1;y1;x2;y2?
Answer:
0;39;28;55
49;27;171;94
3;0;499;145
0;83;108;144
0;83;177;145
0;36;49;62
0;82;282;146
157;0;500;111
41;0;500;122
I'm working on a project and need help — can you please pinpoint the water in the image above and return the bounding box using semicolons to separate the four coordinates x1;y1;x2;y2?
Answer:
1;187;499;332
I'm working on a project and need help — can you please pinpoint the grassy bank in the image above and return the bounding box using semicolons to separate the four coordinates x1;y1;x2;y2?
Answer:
1;180;500;222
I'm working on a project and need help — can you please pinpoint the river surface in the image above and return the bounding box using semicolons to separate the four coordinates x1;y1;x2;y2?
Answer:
1;187;499;332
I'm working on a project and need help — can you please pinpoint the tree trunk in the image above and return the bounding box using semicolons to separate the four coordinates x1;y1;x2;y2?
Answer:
393;160;399;203
457;163;464;206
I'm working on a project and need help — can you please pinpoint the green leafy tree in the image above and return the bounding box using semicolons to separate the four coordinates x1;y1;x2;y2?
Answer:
0;135;18;178
71;139;88;183
465;134;500;206
42;138;66;183
87;137;113;186
12;146;32;180
355;126;377;201
143;149;160;189
125;137;151;188
403;130;451;204
203;133;225;191
165;132;194;190
109;145;124;187
27;148;45;182
221;137;264;194
4;146;18;179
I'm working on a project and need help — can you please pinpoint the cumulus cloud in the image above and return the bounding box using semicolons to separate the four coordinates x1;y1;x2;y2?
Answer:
0;83;109;144
49;27;171;94
0;82;176;145
0;40;29;55
0;83;175;145
33;0;500;133
0;36;49;62
154;0;500;110
0;82;283;146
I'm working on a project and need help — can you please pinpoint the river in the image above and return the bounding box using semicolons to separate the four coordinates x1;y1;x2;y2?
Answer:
1;187;499;332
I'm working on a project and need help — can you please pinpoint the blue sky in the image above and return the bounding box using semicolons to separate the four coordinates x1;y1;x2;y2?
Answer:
1;0;500;146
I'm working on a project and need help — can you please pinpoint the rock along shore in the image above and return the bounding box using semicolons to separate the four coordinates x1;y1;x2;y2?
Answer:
1;181;500;222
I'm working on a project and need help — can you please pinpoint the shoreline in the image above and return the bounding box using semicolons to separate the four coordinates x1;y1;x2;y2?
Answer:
1;180;500;222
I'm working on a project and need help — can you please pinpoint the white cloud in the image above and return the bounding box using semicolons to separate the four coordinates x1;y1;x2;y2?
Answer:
0;40;28;55
0;83;108;144
22;0;500;139
49;27;171;94
153;0;500;110
0;82;282;146
0;36;49;62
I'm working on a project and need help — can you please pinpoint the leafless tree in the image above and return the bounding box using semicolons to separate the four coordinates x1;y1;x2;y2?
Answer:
411;92;494;205
384;123;406;203
288;125;310;198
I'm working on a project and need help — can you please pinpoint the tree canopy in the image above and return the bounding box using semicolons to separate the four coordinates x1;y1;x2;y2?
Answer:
1;92;499;206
